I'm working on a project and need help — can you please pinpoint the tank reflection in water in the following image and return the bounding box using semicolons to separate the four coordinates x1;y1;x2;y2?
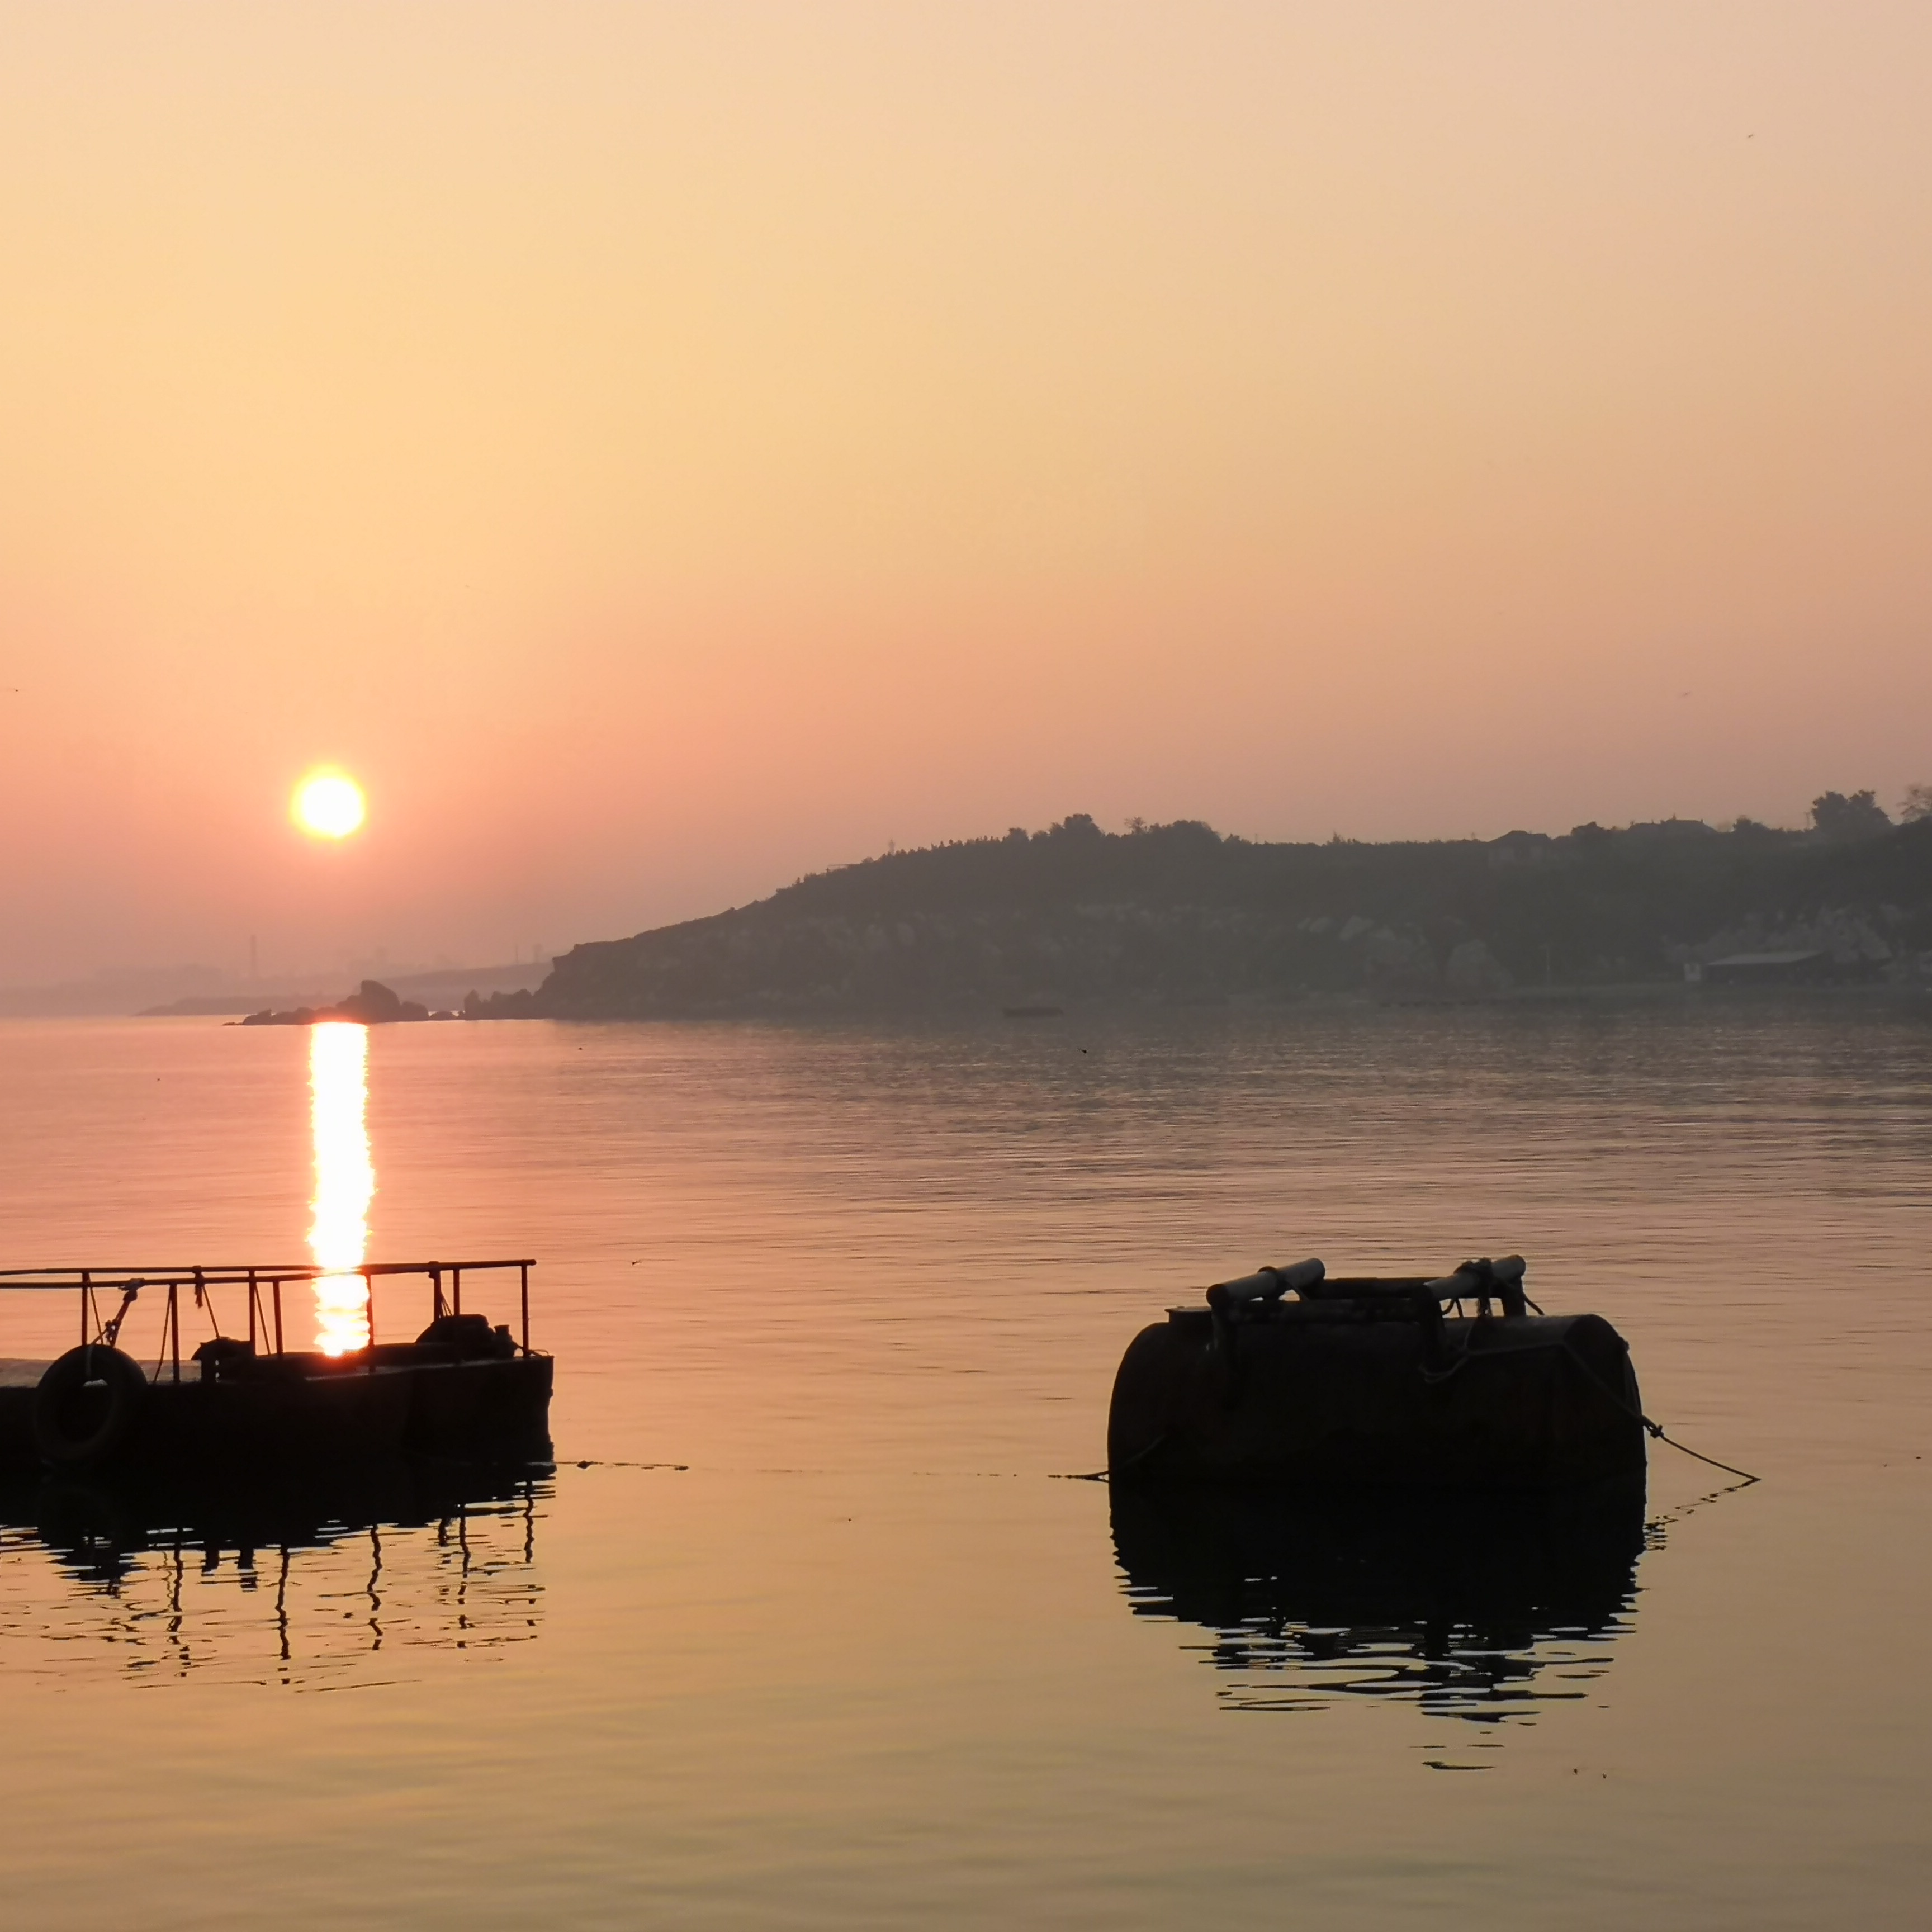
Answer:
1112;1480;1646;1732
0;1462;548;1687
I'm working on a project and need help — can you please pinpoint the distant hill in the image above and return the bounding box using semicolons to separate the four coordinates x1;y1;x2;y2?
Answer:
475;813;1932;1019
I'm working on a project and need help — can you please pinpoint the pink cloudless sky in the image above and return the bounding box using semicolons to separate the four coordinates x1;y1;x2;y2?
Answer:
2;1;1929;983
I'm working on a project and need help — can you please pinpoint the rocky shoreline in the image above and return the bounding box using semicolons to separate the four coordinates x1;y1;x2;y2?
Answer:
237;979;458;1026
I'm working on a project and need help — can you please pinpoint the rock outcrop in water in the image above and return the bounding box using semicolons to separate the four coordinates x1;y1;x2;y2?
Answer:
469;811;1932;1020
239;980;453;1026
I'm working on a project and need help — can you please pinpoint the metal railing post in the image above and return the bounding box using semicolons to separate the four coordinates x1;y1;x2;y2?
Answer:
519;1262;529;1356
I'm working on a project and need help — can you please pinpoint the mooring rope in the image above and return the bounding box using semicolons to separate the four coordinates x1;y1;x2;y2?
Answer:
1638;1424;1760;1485
560;1341;1763;1492
1559;1339;1760;1486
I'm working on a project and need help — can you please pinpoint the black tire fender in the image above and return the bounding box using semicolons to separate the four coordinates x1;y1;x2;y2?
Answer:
33;1346;149;1470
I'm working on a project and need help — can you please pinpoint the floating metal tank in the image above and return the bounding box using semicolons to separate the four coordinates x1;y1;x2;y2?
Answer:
1106;1256;1645;1490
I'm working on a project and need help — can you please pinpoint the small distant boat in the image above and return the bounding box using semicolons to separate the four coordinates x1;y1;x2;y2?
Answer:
1107;1256;1645;1490
0;1260;553;1473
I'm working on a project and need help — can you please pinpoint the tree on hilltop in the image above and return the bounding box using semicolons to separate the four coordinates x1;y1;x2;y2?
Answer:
1810;789;1892;841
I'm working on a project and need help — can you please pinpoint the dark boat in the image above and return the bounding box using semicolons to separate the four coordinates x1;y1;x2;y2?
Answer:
1107;1256;1645;1490
0;1260;553;1474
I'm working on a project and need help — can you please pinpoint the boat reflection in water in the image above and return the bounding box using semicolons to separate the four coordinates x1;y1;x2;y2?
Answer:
1111;1480;1645;1729
0;1461;548;1686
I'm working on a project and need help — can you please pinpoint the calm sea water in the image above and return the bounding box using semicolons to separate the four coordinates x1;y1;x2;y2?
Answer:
1;1001;1929;1928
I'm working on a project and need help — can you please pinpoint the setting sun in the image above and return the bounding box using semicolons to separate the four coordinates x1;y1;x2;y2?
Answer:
292;771;366;840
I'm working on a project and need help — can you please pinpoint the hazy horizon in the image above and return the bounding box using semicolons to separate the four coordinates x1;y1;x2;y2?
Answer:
5;2;1930;984
3;792;1920;999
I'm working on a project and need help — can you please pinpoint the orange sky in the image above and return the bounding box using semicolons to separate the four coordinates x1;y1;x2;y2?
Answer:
3;2;1929;984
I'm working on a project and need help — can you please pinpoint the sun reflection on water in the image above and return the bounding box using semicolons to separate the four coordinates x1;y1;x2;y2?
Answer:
308;1022;373;1354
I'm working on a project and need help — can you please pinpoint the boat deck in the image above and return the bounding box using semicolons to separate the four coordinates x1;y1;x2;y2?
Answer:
0;1261;553;1472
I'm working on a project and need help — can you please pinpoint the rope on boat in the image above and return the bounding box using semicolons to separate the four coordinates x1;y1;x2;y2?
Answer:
1640;1426;1760;1485
1559;1339;1761;1486
569;1458;689;1471
1428;1325;1763;1485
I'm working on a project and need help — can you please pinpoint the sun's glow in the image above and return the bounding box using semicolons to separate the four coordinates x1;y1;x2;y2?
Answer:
309;1022;373;1354
293;770;366;839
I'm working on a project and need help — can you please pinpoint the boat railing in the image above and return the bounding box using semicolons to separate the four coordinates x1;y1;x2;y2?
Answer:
0;1259;537;1382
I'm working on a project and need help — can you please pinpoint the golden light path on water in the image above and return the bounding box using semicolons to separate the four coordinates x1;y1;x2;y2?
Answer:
308;1022;373;1354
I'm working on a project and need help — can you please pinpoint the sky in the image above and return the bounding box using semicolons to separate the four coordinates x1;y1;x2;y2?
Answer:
2;1;1929;986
